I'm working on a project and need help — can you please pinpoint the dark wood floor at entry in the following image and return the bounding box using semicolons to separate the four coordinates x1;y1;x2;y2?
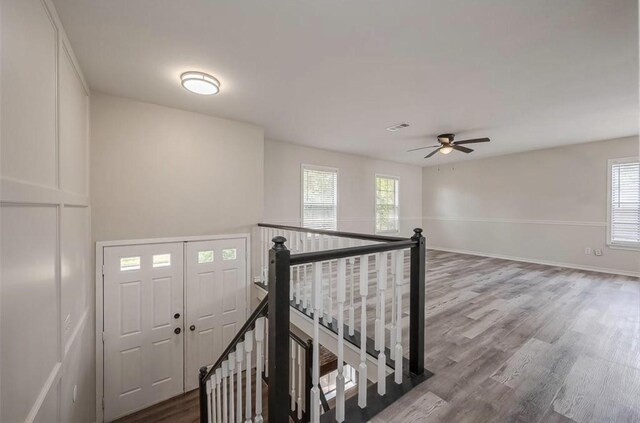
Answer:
373;250;640;423
112;346;339;423
113;250;639;423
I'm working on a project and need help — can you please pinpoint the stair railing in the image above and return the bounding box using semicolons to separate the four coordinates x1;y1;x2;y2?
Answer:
201;224;427;423
263;225;426;422
198;296;318;423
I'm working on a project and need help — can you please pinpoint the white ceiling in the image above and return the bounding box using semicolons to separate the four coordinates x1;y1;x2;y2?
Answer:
52;0;638;166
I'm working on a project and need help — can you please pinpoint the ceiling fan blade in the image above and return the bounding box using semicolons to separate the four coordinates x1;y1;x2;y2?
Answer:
424;148;441;158
453;137;490;145
452;145;474;154
407;145;440;152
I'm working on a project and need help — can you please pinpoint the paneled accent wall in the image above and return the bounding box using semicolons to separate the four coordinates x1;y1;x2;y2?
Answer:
1;1;93;422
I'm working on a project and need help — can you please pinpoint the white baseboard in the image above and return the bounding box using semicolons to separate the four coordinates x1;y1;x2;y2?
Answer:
430;246;639;278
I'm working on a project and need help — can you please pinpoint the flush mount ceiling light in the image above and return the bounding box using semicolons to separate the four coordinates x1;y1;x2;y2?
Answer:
180;71;220;95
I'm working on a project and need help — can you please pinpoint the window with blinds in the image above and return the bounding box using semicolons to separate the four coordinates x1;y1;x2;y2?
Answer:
302;165;338;230
375;175;399;233
609;158;640;248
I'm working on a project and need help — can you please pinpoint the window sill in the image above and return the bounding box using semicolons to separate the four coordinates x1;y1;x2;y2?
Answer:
607;243;640;252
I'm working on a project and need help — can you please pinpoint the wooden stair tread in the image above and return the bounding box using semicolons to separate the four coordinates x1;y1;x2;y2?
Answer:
318;345;338;376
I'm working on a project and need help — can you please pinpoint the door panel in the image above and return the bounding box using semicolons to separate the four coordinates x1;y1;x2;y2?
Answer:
185;238;247;390
103;243;184;421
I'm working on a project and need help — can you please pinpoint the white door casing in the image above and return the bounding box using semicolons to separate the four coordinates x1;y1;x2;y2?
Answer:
103;243;184;421
185;238;247;390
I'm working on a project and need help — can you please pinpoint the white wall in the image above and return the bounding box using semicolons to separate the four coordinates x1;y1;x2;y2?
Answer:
264;139;423;238
422;136;640;276
90;93;264;242
1;1;94;422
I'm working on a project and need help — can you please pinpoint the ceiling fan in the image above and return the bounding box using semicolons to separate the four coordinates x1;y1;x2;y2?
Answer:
408;133;490;158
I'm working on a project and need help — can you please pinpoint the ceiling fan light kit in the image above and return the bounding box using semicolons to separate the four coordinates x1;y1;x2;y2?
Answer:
408;133;491;159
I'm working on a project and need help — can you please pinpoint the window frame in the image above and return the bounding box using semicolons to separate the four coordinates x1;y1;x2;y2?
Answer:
607;156;640;250
374;173;400;234
300;163;339;231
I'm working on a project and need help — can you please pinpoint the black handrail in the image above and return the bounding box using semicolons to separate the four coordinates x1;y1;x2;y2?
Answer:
290;239;416;265
258;222;406;243
200;295;268;384
201;228;427;422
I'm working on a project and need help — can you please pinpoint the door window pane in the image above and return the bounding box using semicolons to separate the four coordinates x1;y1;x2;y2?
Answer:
198;250;214;263
120;256;141;271
222;248;237;260
152;253;171;268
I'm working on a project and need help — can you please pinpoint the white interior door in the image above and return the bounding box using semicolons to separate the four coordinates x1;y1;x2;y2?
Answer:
103;243;184;421
185;238;247;390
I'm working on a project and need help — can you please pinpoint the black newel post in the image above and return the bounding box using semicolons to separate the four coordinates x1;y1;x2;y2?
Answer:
268;236;291;423
198;366;208;423
409;228;425;375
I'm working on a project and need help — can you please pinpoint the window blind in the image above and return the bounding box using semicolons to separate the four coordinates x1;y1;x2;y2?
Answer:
610;159;640;246
302;166;337;230
375;176;399;233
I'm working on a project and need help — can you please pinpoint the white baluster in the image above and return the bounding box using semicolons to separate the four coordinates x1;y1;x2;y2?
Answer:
394;250;404;384
244;330;253;423
375;254;381;352
377;252;387;396
216;368;223;423
307;264;313;313
358;254;369;408
254;318;265;423
300;265;306;310
301;233;310;312
260;227;265;284
330;238;340;324
319;237;327;325
336;258;347;422
390;252;397;361
290;341;297;411
310;262;322;423
318;264;325;324
236;342;244;423
348;244;356;336
222;361;229;423
228;353;236;423
290;265;295;302
295;265;301;306
265;228;270;284
207;379;214;423
297;344;303;420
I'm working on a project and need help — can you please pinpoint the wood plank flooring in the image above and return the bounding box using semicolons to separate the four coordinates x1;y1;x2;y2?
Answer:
372;250;640;423
112;250;640;422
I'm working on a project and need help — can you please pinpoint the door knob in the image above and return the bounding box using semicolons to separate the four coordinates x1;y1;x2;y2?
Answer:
174;313;180;319
174;327;181;335
190;325;196;331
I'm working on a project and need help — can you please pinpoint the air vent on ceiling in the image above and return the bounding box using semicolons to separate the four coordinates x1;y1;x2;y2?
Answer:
386;122;410;132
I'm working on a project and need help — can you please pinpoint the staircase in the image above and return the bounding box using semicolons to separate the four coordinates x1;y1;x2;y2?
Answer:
199;224;433;422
